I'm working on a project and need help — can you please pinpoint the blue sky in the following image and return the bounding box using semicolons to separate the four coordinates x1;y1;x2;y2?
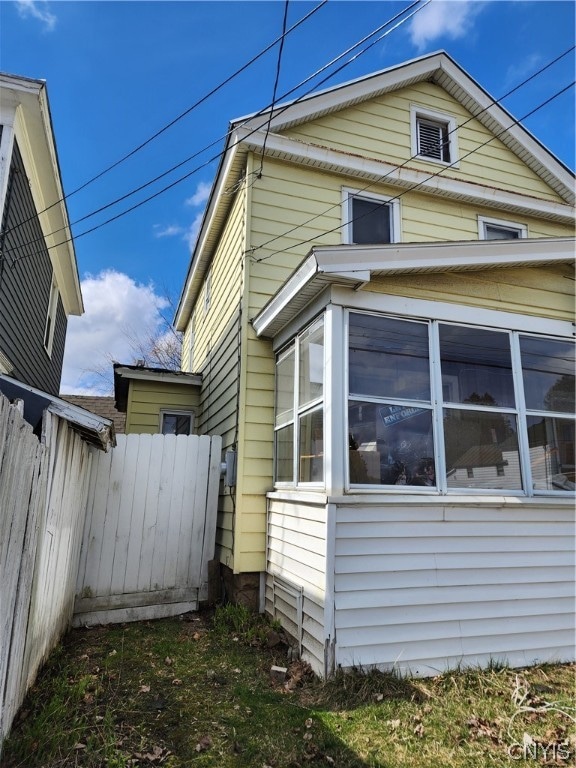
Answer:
1;0;574;393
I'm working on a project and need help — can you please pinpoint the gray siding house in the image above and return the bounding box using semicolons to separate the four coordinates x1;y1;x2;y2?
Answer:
0;73;82;395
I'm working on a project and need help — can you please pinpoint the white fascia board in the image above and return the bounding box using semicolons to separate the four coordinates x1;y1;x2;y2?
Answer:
234;127;575;221
437;56;575;200
236;52;446;132
114;367;202;387
312;237;576;273
174;132;241;331
252;254;319;337
10;83;83;315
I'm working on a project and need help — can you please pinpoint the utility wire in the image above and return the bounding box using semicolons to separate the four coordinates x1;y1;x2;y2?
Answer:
251;80;575;264
4;0;428;260
2;0;329;238
257;0;290;178
250;44;576;260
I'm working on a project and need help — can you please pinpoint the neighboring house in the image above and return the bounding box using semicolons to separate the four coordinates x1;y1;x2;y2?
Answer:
113;363;201;435
174;51;575;676
0;73;83;396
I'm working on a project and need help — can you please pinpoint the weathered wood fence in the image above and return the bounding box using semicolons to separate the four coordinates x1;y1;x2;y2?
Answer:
0;395;94;747
73;433;221;626
1;397;221;752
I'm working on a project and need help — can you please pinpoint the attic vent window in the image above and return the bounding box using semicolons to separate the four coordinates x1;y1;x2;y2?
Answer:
411;105;458;166
417;118;450;161
478;216;527;240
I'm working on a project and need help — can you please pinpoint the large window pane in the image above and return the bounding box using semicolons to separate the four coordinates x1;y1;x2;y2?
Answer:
299;319;324;407
299;409;323;483
349;314;430;400
275;349;295;426
444;409;521;489
275;424;294;482
520;336;575;414
527;416;575;491
440;325;515;407
349;401;435;486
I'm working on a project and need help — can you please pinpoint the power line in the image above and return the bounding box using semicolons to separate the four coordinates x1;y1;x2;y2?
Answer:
257;0;290;178
2;0;329;238
5;0;428;260
251;79;575;263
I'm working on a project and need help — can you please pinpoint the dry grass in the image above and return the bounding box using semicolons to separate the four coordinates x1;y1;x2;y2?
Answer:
2;608;575;768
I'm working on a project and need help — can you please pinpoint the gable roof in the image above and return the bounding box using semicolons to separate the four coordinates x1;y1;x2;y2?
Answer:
174;50;575;331
0;72;83;316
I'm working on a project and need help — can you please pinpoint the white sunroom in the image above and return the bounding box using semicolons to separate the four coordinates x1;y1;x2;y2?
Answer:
252;238;575;678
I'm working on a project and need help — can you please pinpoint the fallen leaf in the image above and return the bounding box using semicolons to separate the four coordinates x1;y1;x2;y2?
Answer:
374;693;384;702
387;719;401;730
305;718;313;729
165;657;173;666
172;678;182;686
73;743;86;750
414;723;425;738
139;684;151;693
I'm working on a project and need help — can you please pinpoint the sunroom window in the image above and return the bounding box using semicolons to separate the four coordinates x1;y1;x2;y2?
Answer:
274;317;324;484
347;311;575;494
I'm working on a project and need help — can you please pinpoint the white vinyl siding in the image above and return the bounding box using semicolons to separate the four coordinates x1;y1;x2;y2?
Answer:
266;496;327;675
333;500;574;676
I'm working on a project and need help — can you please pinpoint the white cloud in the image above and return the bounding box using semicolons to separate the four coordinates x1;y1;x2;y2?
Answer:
185;181;211;208
15;0;56;31
153;224;185;239
409;0;484;50
60;270;169;395
185;211;204;251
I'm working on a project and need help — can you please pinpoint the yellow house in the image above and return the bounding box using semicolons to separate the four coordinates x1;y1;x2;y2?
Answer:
113;363;201;435
174;52;575;676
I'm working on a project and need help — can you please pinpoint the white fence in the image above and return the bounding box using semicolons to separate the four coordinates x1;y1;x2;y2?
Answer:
0;396;94;746
73;433;221;626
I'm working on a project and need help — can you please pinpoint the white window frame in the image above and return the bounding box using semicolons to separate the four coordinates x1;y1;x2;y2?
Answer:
204;268;212;313
343;308;574;497
478;216;528;240
159;409;195;435
410;104;459;167
43;277;59;356
274;316;325;488
341;187;401;245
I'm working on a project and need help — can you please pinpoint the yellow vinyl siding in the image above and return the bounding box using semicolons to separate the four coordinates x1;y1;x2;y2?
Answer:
282;82;567;205
187;187;247;568
125;380;200;434
366;264;575;322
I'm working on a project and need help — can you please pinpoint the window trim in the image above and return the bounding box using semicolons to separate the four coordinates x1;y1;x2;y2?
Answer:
478;216;528;240
274;316;325;488
159;409;195;435
43;277;59;356
341;187;401;245
410;104;459;167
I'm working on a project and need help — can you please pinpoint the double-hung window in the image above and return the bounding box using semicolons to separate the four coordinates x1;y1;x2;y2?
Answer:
343;188;399;245
347;311;575;494
274;317;324;485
